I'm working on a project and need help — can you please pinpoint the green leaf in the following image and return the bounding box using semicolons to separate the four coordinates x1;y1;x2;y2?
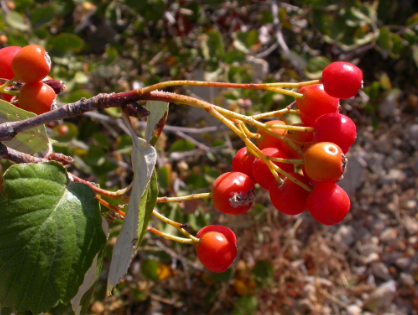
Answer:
103;47;118;65
0;162;106;314
5;12;30;31
136;170;158;246
412;45;418;68
252;260;274;286
379;73;392;90
140;259;160;280
46;33;84;53
30;5;55;27
390;33;404;58
71;219;109;315
92;133;110;150
235;30;259;50
107;100;165;292
377;26;391;52
107;114;157;294
304;56;331;79
0;100;49;154
157;165;170;190
126;0;165;21
169;139;195;152
225;50;246;65
7;32;29;47
232;296;258;315
201;30;225;61
145;101;169;146
212;269;233;283
83;146;106;167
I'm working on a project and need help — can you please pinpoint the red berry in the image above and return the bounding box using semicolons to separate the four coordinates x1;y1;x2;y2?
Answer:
322;62;363;99
0;46;22;80
18;82;55;115
256;120;286;150
341;146;350;154
212;172;255;215
296;84;339;123
252;148;294;190
269;173;311;215
195;225;237;273
280;124;314;158
314;113;357;150
307;182;350;225
12;45;51;83
232;147;256;180
196;225;237;246
299;113;316;127
0;46;22;106
304;142;345;183
0;93;14;103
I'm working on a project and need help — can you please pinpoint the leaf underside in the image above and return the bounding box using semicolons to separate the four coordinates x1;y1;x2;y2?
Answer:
0;100;49;154
107;101;167;294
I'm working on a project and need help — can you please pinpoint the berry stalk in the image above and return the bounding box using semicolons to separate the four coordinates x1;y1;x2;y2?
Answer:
137;79;317;96
251;108;300;120
147;227;197;244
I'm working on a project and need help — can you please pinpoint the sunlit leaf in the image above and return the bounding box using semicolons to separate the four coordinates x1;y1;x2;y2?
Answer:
0;162;106;314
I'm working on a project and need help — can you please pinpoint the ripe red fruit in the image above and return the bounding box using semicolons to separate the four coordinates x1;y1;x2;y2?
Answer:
304;142;345;183
280;124;314;158
341;146;350;154
195;225;237;273
296;84;339;123
0;46;22;106
212;172;255;215
269;173;311;215
12;45;51;83
232;147;256;180
0;93;14;103
314;113;356;150
322;62;363;99
0;46;22;80
299;113;316;127
18;82;56;115
307;182;350;225
252;148;294;190
256;120;286;150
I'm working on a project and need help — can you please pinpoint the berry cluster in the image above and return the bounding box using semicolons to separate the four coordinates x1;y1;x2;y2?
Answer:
197;62;362;272
1;45;362;274
0;45;56;115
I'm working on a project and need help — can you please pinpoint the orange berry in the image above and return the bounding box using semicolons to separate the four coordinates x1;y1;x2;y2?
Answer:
19;82;55;115
256;120;286;150
304;142;345;182
12;45;51;83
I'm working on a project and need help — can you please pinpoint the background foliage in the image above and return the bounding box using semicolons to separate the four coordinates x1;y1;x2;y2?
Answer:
1;0;418;314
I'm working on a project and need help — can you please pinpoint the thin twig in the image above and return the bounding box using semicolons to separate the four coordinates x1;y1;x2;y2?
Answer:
272;0;289;54
0;142;48;164
0;91;146;142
